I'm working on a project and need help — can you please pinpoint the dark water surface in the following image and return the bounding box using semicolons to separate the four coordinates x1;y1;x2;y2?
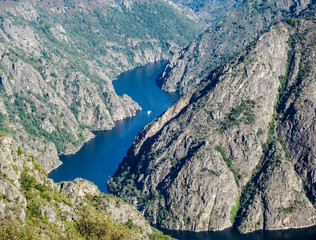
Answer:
48;61;179;193
48;61;316;240
162;226;316;240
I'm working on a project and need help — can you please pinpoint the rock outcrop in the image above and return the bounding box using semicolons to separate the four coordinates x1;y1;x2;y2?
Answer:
158;0;312;94
0;0;203;172
170;0;243;23
0;134;173;239
109;12;316;233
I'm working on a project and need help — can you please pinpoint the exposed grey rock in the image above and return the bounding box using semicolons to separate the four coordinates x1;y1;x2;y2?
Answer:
236;141;316;233
170;0;243;23
58;178;100;204
0;134;165;239
159;0;312;94
58;177;154;237
0;0;203;172
276;14;316;213
109;14;316;233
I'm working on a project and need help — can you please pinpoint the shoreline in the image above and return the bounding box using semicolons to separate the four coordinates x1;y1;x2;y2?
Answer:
46;109;144;175
47;59;170;175
46;132;97;175
161;224;316;238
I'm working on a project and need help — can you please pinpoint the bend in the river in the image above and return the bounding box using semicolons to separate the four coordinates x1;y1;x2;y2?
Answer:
48;60;179;193
49;61;316;240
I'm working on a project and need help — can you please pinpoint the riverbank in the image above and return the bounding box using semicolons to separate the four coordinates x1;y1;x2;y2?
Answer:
48;61;179;193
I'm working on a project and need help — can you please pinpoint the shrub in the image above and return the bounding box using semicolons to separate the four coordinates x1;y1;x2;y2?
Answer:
0;194;8;200
19;172;36;191
150;229;175;240
230;197;240;224
201;167;219;176
17;146;23;156
50;72;57;78
220;100;256;131
27;200;41;218
75;205;136;240
214;145;240;185
35;184;47;193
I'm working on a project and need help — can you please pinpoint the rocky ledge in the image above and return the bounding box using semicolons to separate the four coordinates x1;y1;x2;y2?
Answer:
0;134;173;239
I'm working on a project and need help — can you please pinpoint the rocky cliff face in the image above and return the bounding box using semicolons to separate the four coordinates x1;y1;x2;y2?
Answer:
158;0;312;94
0;134;173;239
0;0;203;172
171;0;243;23
108;12;316;233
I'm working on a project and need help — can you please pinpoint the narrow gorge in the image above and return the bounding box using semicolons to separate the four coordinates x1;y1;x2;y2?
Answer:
0;0;203;172
0;0;315;239
109;9;316;234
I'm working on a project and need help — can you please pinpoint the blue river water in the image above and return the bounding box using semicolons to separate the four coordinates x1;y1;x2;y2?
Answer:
48;61;179;193
162;226;316;240
48;60;316;240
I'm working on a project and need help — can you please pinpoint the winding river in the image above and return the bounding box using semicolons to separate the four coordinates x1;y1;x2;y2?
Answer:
48;61;178;193
49;61;316;240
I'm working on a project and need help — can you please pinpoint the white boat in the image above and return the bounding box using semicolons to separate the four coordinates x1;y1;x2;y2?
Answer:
147;110;152;115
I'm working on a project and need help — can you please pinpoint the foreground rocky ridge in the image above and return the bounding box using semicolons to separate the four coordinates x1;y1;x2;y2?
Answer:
158;0;312;94
109;12;316;233
0;134;173;239
0;0;203;172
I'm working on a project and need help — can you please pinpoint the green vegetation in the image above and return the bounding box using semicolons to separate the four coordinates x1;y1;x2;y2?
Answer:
220;100;256;131
107;172;142;203
31;1;202;80
27;199;41;218
280;205;295;214
0;0;203;156
257;128;264;137
201;167;219;176
237;42;300;222
239;178;257;215
253;0;273;14
83;192;175;240
277;50;294;110
0;112;14;134
75;204;136;240
53;189;72;206
214;145;232;167
19;169;37;191
267;113;277;140
0;203;147;239
150;229;175;240
230;197;240;224
214;144;240;185
0;194;8;200
3;94;81;153
172;0;242;22
286;17;300;27
156;208;171;226
0;145;170;240
17;146;23;155
277;29;312;116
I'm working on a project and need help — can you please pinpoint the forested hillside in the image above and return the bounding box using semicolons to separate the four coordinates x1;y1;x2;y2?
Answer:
0;0;204;171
